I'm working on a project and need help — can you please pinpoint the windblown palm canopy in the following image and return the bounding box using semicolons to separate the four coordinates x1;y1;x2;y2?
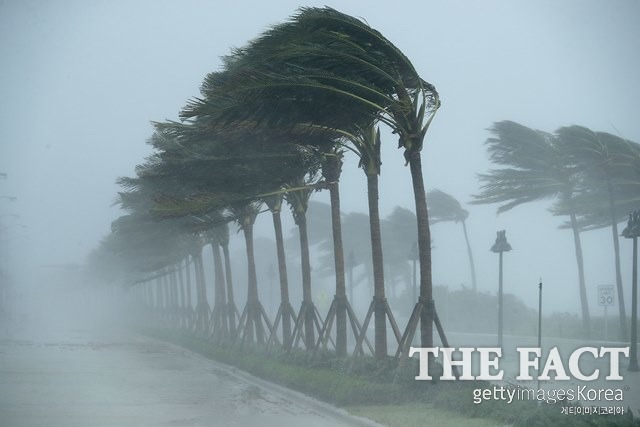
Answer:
180;6;441;350
427;189;477;290
552;125;640;340
427;189;469;224
472;120;578;211
105;211;195;283
472;120;592;334
96;7;444;354
181;6;439;157
137;125;322;220
553;126;640;228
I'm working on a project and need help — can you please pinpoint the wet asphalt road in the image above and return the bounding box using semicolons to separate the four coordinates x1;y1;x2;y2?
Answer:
0;323;368;427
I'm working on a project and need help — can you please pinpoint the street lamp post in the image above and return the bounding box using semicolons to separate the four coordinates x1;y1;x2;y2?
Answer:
538;279;543;349
491;230;512;348
622;210;640;372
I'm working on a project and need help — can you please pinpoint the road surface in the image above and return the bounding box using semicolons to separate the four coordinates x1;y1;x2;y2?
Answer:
0;321;375;427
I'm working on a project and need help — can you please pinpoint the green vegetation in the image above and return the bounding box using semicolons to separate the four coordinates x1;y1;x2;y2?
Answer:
143;327;638;427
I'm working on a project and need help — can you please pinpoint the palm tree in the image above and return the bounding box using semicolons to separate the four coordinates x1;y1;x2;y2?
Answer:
318;150;348;356
349;125;401;358
427;189;477;291
299;128;406;358
285;176;324;350
151;121;353;353
144;125;322;345
472;120;591;335
231;201;274;345
111;166;217;331
555;126;640;339
173;108;362;356
264;193;296;349
178;256;195;330
315;209;372;301
382;207;418;300
115;154;221;335
191;240;210;334
622;210;640;372
105;208;204;331
181;7;442;351
216;222;239;337
206;227;229;340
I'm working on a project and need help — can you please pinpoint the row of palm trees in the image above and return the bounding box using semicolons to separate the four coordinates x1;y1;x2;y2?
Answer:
88;7;639;360
473;120;640;339
308;196;475;299
88;7;444;360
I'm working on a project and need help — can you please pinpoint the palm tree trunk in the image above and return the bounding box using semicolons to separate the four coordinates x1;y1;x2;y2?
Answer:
569;211;590;336
498;252;504;347
185;256;193;330
328;176;347;357
211;241;228;338
199;251;211;332
195;251;210;333
461;220;477;292
408;152;434;349
297;214;315;349
192;256;201;330
606;179;628;340
629;236;638;371
169;269;178;326
161;273;169;321
177;262;187;328
155;277;162;315
271;209;292;348
366;172;387;359
243;223;263;343
147;281;157;313
348;255;355;303
145;282;152;310
164;271;171;323
221;243;237;336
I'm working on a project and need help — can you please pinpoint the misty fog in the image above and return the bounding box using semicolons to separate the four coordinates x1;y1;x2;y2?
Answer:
2;0;639;316
1;1;639;426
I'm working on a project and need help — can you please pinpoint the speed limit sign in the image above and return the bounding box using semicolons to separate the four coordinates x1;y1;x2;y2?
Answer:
598;285;615;306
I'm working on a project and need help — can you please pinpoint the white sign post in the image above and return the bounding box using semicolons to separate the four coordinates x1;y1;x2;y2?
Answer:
598;285;615;340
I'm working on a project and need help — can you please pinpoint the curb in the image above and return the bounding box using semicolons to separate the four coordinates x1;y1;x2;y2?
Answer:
144;334;385;427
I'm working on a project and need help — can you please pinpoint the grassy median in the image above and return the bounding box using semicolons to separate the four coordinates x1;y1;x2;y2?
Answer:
142;327;638;427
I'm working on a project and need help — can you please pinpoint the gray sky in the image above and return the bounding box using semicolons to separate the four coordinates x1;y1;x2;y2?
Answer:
1;0;639;314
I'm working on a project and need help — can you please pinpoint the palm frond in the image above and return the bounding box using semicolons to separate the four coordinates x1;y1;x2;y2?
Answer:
472;121;576;214
427;189;469;223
